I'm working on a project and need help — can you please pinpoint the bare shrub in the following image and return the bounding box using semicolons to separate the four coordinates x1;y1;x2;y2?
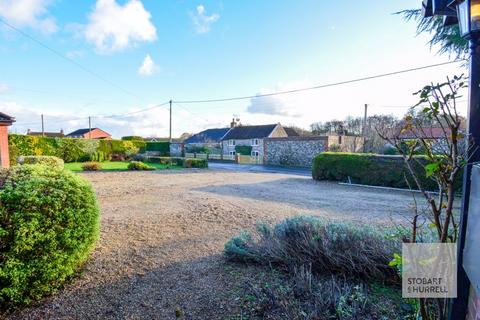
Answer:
234;270;411;320
225;216;400;283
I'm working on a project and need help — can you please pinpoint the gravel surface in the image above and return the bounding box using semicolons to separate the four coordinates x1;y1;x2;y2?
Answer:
7;169;416;320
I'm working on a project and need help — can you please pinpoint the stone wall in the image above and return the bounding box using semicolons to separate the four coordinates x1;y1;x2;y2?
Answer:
264;136;327;168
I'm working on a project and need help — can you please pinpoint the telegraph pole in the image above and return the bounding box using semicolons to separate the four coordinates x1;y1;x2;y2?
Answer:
362;104;368;153
169;100;172;143
41;114;45;137
88;116;92;139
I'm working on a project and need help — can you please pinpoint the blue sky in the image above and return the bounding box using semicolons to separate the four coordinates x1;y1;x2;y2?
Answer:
0;0;467;138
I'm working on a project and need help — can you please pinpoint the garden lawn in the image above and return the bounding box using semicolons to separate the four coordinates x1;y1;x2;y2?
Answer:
64;161;181;172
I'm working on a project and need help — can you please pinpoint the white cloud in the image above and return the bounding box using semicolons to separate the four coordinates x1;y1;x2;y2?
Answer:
0;83;8;93
247;95;289;116
84;0;157;54
0;0;57;34
138;54;158;76
191;5;219;34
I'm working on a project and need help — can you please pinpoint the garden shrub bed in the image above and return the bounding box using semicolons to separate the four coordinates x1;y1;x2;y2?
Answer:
225;216;399;283
312;152;462;191
8;134;147;165
225;216;410;319
146;156;208;168
0;165;99;308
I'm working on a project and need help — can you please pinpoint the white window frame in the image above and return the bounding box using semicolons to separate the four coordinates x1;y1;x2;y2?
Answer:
251;138;259;146
229;151;236;156
251;151;259;157
229;139;236;146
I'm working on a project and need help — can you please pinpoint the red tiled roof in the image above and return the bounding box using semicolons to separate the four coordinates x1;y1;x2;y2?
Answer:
398;127;450;139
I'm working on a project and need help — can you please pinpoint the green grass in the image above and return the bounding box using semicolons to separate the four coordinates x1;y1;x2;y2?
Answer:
64;161;182;172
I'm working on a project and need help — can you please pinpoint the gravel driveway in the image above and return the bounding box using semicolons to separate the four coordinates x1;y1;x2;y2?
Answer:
8;169;417;319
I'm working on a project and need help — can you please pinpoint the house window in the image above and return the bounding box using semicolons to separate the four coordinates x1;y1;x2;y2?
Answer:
229;140;236;146
251;138;259;146
229;151;236;156
251;151;259;157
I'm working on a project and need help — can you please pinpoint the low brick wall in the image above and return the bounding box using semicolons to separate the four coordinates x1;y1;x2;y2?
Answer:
264;136;327;168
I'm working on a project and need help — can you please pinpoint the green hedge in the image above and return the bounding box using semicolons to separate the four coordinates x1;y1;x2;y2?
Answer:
146;156;207;168
8;134;146;164
235;145;252;155
0;165;99;307
18;156;64;169
312;152;462;191
145;142;170;155
121;136;143;141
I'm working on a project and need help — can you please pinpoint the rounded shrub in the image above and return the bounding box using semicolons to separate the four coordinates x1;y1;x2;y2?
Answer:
0;165;100;307
17;156;64;169
82;162;102;171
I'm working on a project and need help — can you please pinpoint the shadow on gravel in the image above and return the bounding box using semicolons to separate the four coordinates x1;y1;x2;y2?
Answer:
7;254;246;320
194;177;414;224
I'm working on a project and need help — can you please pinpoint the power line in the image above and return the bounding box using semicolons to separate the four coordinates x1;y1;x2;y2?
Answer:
13;101;171;126
0;18;143;101
174;60;464;104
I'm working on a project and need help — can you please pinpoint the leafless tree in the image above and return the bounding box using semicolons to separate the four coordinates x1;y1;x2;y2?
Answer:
377;75;474;320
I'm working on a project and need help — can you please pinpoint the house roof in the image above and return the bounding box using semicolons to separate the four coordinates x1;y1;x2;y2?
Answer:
398;127;450;140
185;128;231;144
284;127;300;137
222;124;278;140
66;128;110;137
0;112;15;124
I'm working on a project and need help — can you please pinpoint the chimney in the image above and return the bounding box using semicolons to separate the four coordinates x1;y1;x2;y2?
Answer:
27;128;31;134
60;129;64;134
230;118;236;128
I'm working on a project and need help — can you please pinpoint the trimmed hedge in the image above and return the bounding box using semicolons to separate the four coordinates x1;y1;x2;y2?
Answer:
145;142;170;155
312;152;462;191
8;134;146;164
146;156;208;168
0;165;99;307
235;145;252;155
18;156;64;169
121;136;143;141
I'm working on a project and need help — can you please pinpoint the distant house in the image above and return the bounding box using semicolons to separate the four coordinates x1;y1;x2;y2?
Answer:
0;112;15;168
284;127;300;137
395;127;452;154
397;127;450;140
184;128;231;151
221;124;288;157
66;128;111;139
326;133;365;153
27;129;65;138
144;137;184;143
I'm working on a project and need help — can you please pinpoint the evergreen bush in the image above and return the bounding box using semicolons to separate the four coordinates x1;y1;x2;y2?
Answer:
17;156;64;169
0;165;99;307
